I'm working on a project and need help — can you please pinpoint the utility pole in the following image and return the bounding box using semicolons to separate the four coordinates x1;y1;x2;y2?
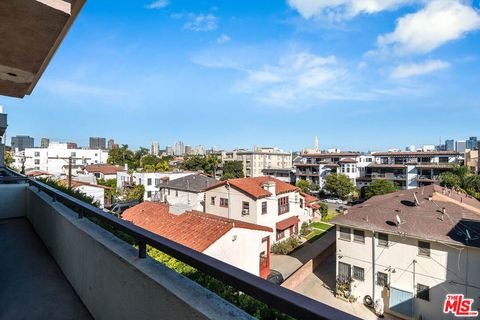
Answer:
48;156;91;189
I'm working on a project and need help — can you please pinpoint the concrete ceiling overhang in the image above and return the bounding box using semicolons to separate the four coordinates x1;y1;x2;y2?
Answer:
0;0;86;98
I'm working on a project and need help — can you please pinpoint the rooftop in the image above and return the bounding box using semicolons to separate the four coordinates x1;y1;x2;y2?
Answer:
333;185;480;248
205;176;299;199
160;173;217;192
122;202;272;252
372;151;460;157
83;164;125;175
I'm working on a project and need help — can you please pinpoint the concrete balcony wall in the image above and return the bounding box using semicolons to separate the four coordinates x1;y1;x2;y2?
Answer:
1;185;253;320
0;183;28;219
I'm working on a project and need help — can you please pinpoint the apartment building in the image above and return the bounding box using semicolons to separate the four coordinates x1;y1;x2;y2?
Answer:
159;173;217;212
295;152;361;188
465;149;479;174
215;147;292;178
11;135;34;151
13;142;109;175
117;171;196;201
123;202;272;278
361;151;460;190
204;177;310;243
333;185;480;319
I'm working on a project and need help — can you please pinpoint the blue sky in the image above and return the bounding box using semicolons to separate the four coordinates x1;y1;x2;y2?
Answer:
2;0;480;152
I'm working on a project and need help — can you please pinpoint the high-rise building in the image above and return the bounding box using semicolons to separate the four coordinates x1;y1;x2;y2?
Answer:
108;139;117;150
40;138;50;148
89;137;106;150
445;139;455;151
166;146;174;156
67;142;78;149
0;106;7;166
150;141;160;156
184;145;192;156
456;140;466;153
466;136;478;150
174;141;185;156
194;145;205;155
11;135;34;151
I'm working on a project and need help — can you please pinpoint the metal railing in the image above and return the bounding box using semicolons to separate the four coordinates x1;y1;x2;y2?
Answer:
3;167;357;320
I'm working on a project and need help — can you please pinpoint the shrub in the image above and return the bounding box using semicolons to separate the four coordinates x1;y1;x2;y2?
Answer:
271;236;301;255
320;203;329;216
300;222;311;236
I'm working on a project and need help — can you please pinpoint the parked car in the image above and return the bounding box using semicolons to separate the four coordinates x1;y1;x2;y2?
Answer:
110;200;139;216
324;198;343;204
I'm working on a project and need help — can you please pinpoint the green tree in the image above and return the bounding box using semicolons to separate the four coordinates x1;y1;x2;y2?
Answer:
155;161;170;172
365;180;399;199
439;172;462;189
324;173;355;199
221;161;244;180
125;184;145;202
296;179;310;193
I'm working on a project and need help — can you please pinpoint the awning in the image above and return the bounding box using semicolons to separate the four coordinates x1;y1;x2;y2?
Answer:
276;216;300;231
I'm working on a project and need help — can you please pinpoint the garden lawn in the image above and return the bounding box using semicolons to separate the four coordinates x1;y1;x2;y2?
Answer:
310;222;333;231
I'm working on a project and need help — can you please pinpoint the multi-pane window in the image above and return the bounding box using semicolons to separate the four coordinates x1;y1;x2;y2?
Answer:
339;227;351;241
353;230;365;243
417;284;430;301
175;190;178;197
278;196;289;215
378;233;389;247
34;152;40;157
242;201;250;215
210;196;215;205
276;230;285;241
220;198;228;208
377;272;388;286
299;198;304;208
147;178;152;186
418;241;430;257
261;202;267;214
34;159;40;165
147;191;152;198
353;266;365;281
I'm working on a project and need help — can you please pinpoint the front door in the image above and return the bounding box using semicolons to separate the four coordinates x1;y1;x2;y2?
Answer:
338;262;351;282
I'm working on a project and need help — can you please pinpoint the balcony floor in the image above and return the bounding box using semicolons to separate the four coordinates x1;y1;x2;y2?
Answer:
0;218;92;319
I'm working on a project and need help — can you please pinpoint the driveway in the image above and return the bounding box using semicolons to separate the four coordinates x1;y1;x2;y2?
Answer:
271;230;335;280
293;253;401;320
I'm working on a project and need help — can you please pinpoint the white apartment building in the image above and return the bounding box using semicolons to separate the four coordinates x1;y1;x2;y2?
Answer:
204;177;310;243
333;185;480;319
295;152;361;188
13;142;109;175
123;202;272;278
216;147;292;178
117;171;196;201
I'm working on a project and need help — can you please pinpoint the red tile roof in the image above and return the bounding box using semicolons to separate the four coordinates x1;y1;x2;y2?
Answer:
339;158;357;163
26;170;52;177
300;192;318;203
276;216;300;231
372;151;459;157
205;176;298;199
59;179;113;190
122;202;272;252
84;164;125;175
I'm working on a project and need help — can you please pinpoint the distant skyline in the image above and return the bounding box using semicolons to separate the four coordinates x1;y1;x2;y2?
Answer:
1;0;480;151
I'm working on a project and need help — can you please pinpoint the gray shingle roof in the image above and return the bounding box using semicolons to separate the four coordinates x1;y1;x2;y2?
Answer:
160;174;217;193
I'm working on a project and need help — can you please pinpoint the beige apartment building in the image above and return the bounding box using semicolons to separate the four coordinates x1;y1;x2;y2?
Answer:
215;147;292;178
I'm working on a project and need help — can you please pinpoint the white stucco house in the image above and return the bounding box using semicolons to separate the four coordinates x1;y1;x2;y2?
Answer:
64;179;111;209
116;171;197;201
333;185;480;319
159;174;218;212
204;177;310;243
83;164;125;180
122;202;273;278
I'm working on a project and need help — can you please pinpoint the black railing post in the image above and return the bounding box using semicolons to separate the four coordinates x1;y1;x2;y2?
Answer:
78;209;84;219
138;242;146;259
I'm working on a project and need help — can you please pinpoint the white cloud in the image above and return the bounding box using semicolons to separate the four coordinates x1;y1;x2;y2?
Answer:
287;0;417;20
184;14;217;32
377;0;480;55
390;59;450;78
231;52;364;107
146;0;169;9
216;34;231;44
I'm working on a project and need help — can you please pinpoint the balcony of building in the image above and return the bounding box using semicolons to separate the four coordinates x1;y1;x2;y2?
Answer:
0;167;356;320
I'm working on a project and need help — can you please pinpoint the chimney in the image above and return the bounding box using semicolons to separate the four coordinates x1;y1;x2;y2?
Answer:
262;181;276;196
